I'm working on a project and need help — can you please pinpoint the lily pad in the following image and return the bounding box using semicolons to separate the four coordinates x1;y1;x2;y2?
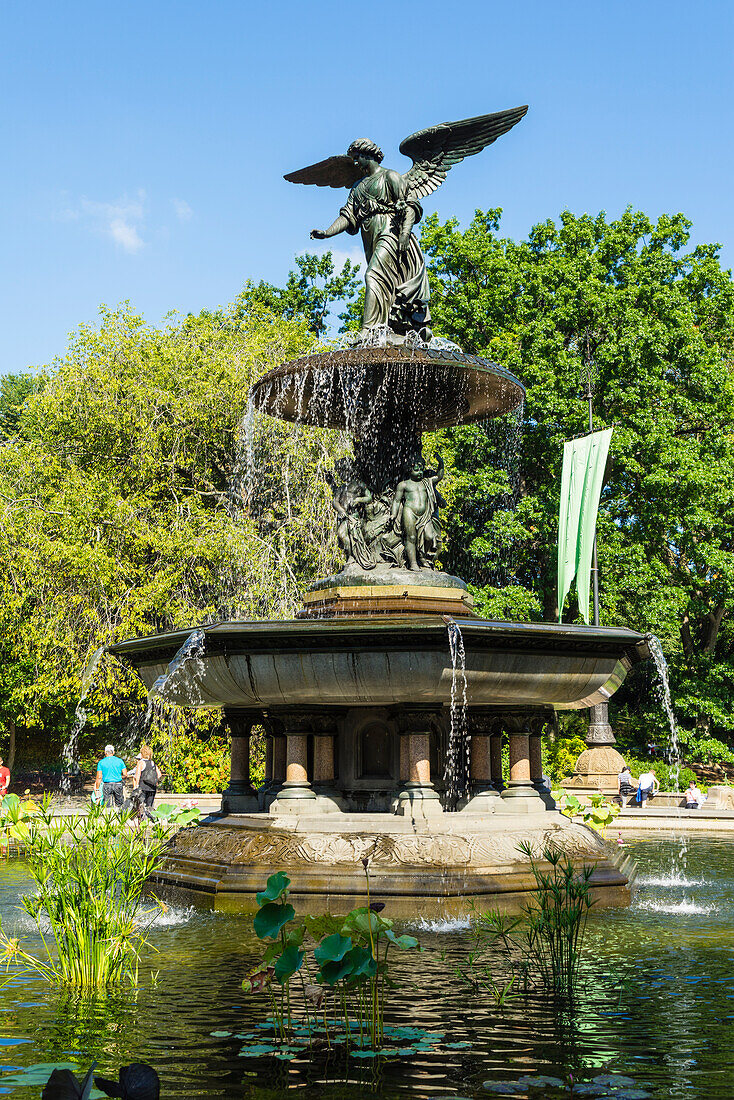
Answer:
350;1049;379;1058
444;1041;473;1050
238;1044;279;1056
592;1076;637;1088
516;1076;565;1089
209;1030;231;1038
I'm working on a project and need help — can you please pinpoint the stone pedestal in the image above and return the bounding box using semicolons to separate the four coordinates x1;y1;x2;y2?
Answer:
313;733;346;813
270;728;317;815
500;730;546;814
221;710;259;814
530;732;556;810
563;702;625;794
395;720;443;819
462;719;500;813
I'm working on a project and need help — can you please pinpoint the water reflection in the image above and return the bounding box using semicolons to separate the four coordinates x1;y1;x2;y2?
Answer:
2;837;734;1098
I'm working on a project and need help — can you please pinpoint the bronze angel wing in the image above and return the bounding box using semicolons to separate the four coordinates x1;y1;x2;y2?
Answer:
284;155;364;188
400;106;528;199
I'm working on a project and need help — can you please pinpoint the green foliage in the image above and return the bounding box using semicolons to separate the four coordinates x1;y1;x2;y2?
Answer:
0;800;199;986
0;372;43;439
689;737;734;765
0;301;347;765
422;208;734;740
542;730;587;784
230;251;360;340
459;844;595;1003
242;866;420;1053
554;791;620;835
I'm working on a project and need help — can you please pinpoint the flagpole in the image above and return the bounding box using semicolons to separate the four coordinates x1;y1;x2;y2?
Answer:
584;374;601;628
581;335;614;748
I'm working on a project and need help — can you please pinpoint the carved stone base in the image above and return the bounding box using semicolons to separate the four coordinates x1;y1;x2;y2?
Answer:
221;792;260;814
155;810;632;903
498;781;548;814
563;745;627;795
394;782;444;819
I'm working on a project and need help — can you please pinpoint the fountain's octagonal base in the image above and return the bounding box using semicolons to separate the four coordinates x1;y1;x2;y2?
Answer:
156;811;632;905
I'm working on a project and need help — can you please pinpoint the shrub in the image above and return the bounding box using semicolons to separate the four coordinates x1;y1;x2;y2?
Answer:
689;737;734;766
542;734;586;784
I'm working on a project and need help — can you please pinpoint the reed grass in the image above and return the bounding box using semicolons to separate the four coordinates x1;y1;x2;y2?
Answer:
0;802;177;988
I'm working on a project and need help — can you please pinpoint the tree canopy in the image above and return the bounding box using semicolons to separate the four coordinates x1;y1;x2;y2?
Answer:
1;220;733;770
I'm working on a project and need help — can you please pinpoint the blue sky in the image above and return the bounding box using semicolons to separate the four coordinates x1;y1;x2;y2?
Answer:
2;0;732;374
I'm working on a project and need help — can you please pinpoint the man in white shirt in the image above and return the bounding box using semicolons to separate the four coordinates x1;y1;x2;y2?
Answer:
636;769;659;805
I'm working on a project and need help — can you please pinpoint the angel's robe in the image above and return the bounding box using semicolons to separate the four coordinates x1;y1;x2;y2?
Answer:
340;168;431;332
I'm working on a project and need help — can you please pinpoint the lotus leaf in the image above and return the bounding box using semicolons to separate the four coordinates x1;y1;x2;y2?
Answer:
318;954;356;986
238;1044;278;1056
274;945;305;984
304;913;343;940
256;872;290;905
350;1050;379;1058
444;1041;472;1050
209;1030;231;1038
253;901;295;940
314;932;352;965
343;944;377;981
384;929;419;950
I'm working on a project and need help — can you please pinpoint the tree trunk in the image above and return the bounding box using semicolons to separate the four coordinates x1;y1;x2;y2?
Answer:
8;719;16;772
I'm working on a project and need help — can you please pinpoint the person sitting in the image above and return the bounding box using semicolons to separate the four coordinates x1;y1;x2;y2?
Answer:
635;767;659;806
684;780;705;809
94;744;128;809
618;764;636;807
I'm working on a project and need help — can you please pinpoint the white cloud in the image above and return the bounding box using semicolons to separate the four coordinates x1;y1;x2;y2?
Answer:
61;190;147;254
172;198;193;222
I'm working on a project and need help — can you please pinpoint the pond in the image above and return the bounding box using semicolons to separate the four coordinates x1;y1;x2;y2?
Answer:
1;835;734;1099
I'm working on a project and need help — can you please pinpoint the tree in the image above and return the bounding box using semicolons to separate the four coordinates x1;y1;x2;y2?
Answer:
421;207;734;745
229;251;361;339
0;301;347;766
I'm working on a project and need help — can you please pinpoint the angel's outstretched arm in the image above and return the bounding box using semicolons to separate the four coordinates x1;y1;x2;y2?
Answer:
311;215;349;241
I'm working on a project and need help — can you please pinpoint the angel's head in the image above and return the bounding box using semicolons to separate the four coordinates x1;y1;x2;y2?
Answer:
347;138;383;169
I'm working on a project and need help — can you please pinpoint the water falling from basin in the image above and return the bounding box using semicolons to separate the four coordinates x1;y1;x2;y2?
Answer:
60;645;105;791
443;617;470;806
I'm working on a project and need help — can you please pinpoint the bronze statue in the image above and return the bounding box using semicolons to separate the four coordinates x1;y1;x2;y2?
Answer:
391;454;445;571
285;107;528;339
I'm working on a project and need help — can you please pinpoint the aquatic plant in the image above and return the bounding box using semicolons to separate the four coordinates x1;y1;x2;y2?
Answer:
518;842;594;1001
554;791;619;836
460;845;594;1004
0;801;200;988
242;863;419;1053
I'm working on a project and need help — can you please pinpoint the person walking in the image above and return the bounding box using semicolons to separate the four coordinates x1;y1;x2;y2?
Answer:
635;767;659;806
0;755;10;800
618;764;637;808
131;745;161;810
95;744;127;809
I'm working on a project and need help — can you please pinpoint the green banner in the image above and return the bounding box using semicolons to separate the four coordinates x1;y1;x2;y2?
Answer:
557;428;613;624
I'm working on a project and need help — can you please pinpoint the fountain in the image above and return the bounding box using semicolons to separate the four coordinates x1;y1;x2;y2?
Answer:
109;107;650;902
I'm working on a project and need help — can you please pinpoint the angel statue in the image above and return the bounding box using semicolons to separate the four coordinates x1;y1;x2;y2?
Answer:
285;107;528;340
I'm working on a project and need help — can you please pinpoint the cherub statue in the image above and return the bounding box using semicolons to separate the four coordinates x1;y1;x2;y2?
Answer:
285;107;527;339
391;454;446;571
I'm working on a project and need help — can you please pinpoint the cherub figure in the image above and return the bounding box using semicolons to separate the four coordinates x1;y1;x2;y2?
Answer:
391;454;446;571
285;107;527;339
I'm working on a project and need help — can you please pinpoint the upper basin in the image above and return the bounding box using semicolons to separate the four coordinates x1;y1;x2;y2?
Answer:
110;617;649;711
249;347;525;432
